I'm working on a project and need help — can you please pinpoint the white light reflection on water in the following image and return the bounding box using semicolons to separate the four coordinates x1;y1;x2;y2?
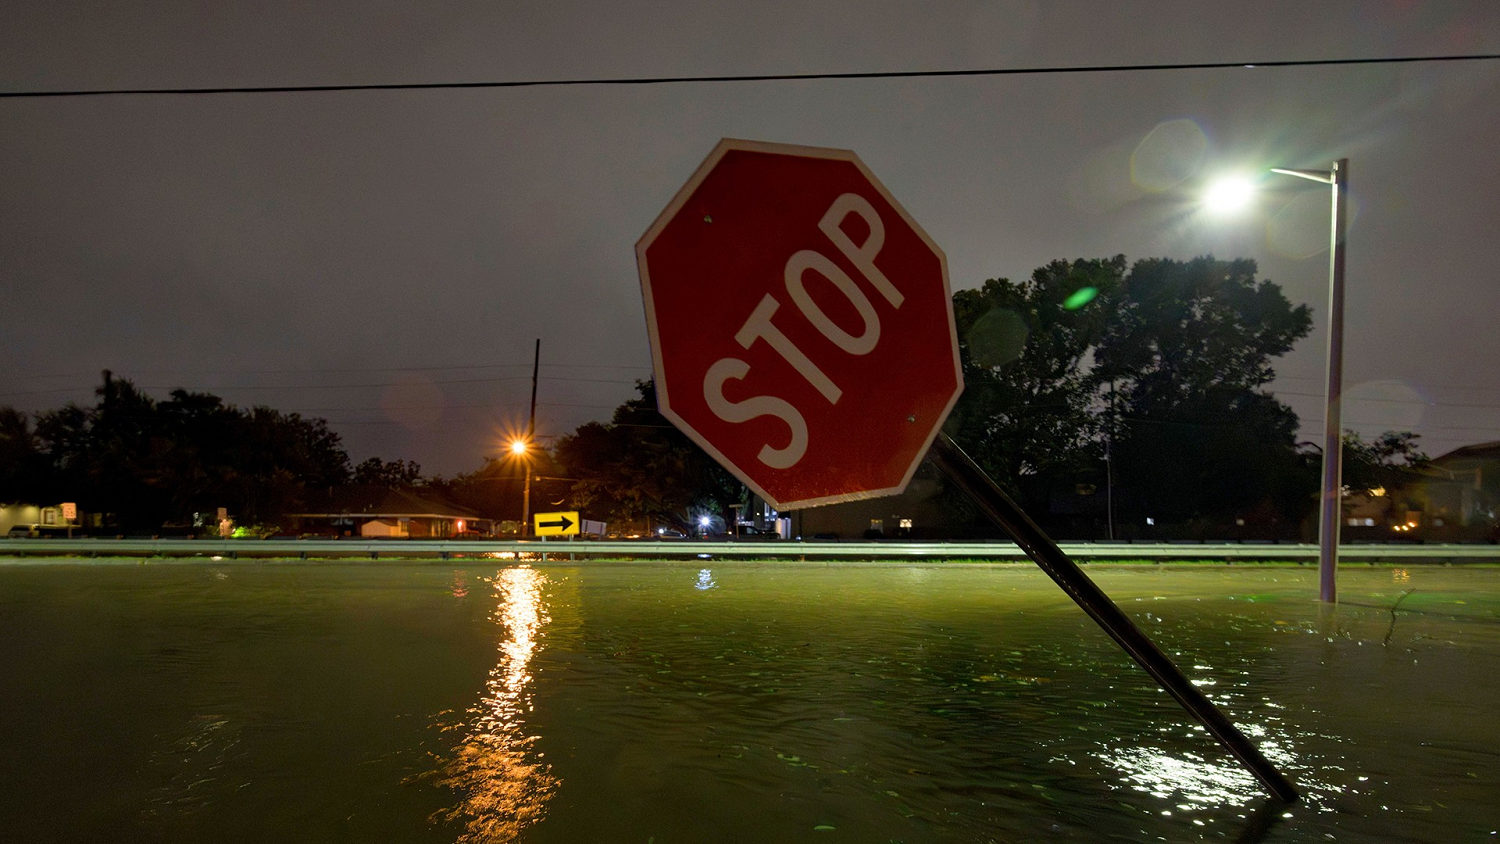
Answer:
1083;696;1353;823
428;566;557;842
1097;743;1265;806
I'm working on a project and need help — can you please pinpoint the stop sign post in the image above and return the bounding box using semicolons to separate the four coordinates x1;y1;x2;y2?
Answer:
637;138;961;509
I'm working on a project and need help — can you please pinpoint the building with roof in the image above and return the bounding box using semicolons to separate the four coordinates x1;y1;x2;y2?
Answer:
1409;440;1500;538
286;485;490;538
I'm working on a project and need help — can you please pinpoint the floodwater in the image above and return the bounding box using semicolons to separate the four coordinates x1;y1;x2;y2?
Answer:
0;561;1496;842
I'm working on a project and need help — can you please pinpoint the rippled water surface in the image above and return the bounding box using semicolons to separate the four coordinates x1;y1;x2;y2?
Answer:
1;561;1496;842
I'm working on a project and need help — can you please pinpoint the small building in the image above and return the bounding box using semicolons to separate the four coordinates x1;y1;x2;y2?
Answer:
1407;441;1500;538
287;486;490;538
1;502;82;537
791;464;958;540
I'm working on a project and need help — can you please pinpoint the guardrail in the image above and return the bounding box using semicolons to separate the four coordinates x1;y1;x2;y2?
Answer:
2;537;1497;563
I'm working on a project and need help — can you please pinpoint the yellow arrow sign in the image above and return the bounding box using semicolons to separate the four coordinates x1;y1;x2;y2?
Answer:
533;510;580;537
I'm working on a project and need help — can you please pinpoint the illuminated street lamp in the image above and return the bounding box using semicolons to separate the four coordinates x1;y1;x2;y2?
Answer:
509;436;533;538
1273;160;1348;605
1206;159;1348;603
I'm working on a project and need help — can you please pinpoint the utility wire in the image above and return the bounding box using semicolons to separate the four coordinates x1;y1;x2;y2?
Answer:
4;53;1498;99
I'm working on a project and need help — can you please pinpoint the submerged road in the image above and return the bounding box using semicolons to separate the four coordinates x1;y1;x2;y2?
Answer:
1;537;1497;563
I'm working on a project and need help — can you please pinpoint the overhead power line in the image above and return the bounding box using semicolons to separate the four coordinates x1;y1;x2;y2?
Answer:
3;53;1498;99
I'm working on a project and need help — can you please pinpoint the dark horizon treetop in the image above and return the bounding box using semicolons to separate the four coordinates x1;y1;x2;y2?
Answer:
7;374;351;530
0;254;1456;538
1095;256;1313;528
946;255;1316;531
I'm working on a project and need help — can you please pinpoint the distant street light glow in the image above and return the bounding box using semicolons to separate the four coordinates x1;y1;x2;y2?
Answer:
507;435;534;537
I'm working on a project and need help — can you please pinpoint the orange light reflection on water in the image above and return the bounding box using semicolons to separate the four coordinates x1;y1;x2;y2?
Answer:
430;567;558;842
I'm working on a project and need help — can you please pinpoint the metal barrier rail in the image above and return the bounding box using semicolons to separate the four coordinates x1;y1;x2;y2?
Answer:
1;537;1497;562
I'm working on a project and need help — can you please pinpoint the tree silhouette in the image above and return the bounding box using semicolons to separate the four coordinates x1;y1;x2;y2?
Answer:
554;380;742;532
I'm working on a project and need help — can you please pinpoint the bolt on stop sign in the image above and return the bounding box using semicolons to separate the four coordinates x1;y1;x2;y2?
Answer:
637;139;963;510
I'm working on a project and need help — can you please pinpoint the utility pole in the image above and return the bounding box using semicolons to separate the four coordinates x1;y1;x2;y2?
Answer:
521;338;539;537
527;338;539;441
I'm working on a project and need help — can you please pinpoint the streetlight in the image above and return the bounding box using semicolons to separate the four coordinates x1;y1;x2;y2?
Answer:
509;437;532;538
1272;160;1348;605
1206;159;1348;603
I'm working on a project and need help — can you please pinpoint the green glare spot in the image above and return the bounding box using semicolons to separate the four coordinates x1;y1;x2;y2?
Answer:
1063;287;1099;310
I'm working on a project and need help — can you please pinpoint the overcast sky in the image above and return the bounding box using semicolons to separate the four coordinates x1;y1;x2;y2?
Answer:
4;1;1498;477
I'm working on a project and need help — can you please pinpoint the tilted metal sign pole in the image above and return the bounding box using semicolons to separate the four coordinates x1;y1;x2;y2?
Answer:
929;433;1299;803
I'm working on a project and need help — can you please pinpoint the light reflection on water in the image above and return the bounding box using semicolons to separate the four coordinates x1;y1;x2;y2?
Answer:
426;566;557;842
2;563;1498;841
1081;667;1320;814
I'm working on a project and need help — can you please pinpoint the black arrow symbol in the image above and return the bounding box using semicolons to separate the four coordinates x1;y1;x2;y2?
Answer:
538;515;575;530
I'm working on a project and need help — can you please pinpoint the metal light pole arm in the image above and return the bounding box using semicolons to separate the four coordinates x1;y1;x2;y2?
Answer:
1269;167;1335;185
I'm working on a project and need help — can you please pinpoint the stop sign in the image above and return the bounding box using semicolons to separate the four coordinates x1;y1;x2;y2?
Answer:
636;138;962;510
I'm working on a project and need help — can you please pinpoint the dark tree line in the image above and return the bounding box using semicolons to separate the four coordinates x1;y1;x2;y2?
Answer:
947;255;1319;535
1;373;349;531
0;373;546;534
556;255;1428;539
2;257;1432;539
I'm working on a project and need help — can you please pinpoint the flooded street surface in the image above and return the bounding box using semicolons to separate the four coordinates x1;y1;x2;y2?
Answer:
1;561;1496;841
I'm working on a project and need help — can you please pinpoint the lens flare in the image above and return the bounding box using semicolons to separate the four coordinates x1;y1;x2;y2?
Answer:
1063;287;1099;310
1131;118;1208;192
966;308;1029;368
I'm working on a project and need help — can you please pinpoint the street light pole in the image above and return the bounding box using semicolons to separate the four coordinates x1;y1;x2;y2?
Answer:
1271;159;1348;603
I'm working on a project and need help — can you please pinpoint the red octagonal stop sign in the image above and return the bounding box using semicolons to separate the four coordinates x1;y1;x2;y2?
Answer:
637;139;963;509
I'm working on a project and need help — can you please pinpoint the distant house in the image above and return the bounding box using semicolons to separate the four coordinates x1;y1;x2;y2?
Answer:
791;465;959;540
1408;441;1500;538
1;502;81;537
286;486;490;538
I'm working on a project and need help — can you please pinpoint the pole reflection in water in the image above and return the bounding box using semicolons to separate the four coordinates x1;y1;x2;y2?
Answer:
430;567;557;842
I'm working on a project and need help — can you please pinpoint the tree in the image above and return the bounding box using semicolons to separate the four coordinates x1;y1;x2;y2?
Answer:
0;407;45;503
32;402;92;501
947;257;1127;514
72;375;169;529
945;255;1314;537
1342;430;1429;494
1093;257;1314;532
229;407;351;522
29;374;351;530
155;389;241;519
353;457;423;488
553;380;743;531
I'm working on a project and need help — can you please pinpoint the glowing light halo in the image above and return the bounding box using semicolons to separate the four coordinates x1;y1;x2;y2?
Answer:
1202;174;1257;214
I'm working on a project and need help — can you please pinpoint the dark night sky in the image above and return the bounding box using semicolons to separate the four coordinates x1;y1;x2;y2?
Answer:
4;1;1498;476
